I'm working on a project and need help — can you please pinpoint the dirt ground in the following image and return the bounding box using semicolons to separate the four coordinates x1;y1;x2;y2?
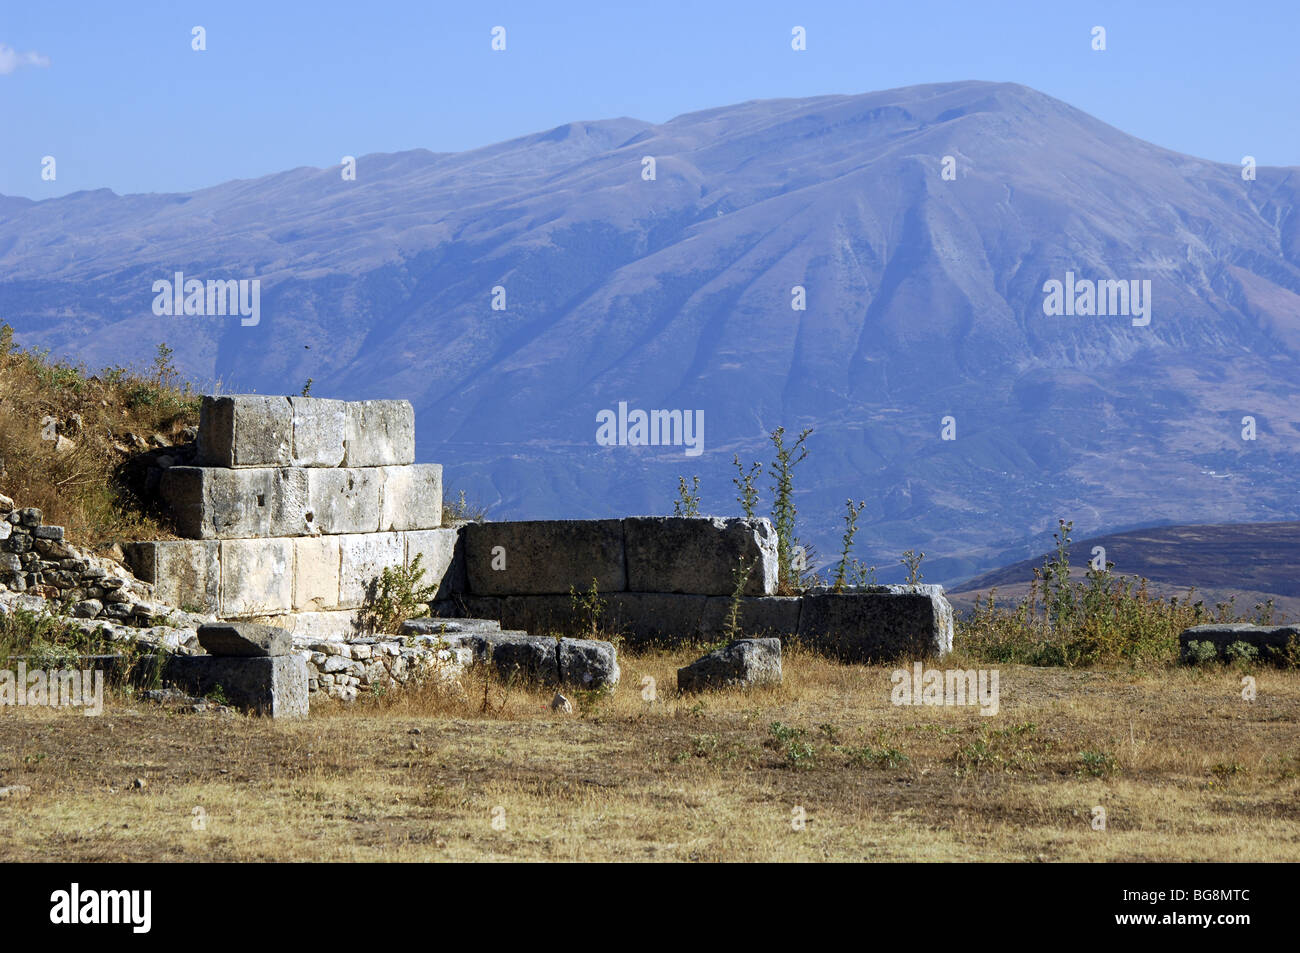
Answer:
2;645;1298;862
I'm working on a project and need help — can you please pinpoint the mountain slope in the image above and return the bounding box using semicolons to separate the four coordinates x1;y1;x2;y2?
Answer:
3;80;1300;579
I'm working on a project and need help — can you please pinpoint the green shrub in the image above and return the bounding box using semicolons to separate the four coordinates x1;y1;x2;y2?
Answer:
359;553;439;634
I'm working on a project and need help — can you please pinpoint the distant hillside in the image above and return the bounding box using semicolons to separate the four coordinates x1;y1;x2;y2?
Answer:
5;80;1300;568
949;521;1300;620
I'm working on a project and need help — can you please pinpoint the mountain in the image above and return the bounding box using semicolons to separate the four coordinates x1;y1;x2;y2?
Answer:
948;521;1300;621
3;80;1300;582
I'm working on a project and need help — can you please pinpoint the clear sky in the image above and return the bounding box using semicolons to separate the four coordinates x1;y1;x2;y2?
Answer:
2;0;1296;199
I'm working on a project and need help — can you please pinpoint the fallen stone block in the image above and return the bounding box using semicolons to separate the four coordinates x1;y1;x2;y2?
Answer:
196;395;293;468
198;621;292;657
463;519;625;595
678;638;782;692
258;610;361;642
797;585;954;662
624;516;778;595
400;617;501;636
380;464;443;531
123;540;220;614
1179;624;1300;663
163;654;308;718
219;538;294;617
558;637;620;688
343;400;415;467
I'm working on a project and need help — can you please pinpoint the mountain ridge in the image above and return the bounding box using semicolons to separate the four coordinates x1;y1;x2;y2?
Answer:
4;80;1299;582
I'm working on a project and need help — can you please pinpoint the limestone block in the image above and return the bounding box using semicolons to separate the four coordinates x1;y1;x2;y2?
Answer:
678;638;782;692
293;535;341;611
123;539;220;614
342;400;415;467
623;516;778;596
337;532;404;609
463;519;625;595
219;538;294;617
1179;624;1300;663
403;527;460;594
196;395;293;468
700;595;802;640
161;466;309;539
797;585;954;661
305;468;383;535
289;396;347;467
380;464;443;531
197;621;292;657
164;654;308;718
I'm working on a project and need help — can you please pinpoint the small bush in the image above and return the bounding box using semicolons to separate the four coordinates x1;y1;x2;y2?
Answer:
359;554;439;634
1183;640;1220;666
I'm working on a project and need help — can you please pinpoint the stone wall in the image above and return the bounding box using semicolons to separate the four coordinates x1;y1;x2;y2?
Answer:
124;395;954;660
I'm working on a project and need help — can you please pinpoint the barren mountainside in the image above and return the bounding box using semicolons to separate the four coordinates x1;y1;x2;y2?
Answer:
3;80;1300;581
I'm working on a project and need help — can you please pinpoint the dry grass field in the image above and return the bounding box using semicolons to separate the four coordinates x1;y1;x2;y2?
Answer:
3;643;1298;862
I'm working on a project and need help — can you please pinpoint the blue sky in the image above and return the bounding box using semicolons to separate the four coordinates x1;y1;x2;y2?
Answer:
2;0;1296;199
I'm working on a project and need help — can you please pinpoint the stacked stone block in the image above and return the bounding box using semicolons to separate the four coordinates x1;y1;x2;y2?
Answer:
126;396;454;636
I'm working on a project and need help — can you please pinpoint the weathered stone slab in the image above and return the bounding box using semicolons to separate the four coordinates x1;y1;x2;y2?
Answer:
198;621;292;657
797;585;953;662
196;395;293;468
404;527;462;594
701;595;802;639
1179;624;1300;663
558;638;620;688
342;400;415;467
463;520;625;595
288;396;347;467
163;654;308;718
445;631;619;688
624;516;778;596
400;617;502;636
336;531;404;609
293;535;341;611
161;466;309;539
678;638;782;692
219;538;294;617
254;610;360;642
123;539;220;613
379;464;443;531
305;467;383;535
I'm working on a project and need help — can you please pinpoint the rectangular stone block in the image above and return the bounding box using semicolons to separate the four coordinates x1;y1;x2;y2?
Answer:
1179;624;1299;662
305;468;383;535
605;592;708;644
797;585;954;662
289;396;347;467
293;535;341;611
343;400;415;467
337;532;405;609
219;538;294;617
257;610;361;643
624;516;778;595
196;395;293;468
701;595;802;639
463;520;625;595
163;654;308;718
404;527;461;595
161;466;309;539
123;539;220;614
380;464;443;531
